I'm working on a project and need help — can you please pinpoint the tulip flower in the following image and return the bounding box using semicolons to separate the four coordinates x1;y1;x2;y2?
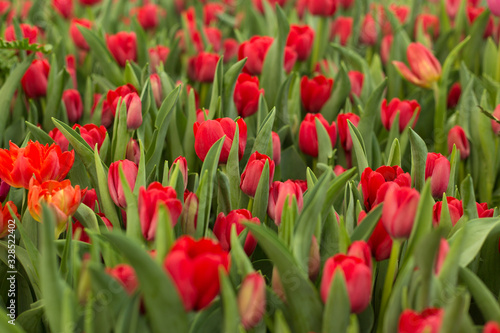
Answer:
414;14;440;40
337;113;360;152
425;153;450;198
477;202;494;218
238;272;266;330
126;139;140;165
213;209;260;255
164;236;230;311
330;17;353;46
138;182;182;241
28;179;84;237
272;132;281;165
252;0;286;13
492;105;500;135
121;92;143;130
108;160;138;208
360;14;377;46
49;124;107;152
193;118;247;164
169;156;188;190
148;45;170;71
447;125;469;159
0;180;10;203
0;141;74;189
0;202;20;238
106;84;138;117
106;32;137;67
238;36;297;75
21;59;50;99
348;241;373;270
307;0;337;16
233;73;264;118
188;52;220;83
381;35;393;65
203;3;224;25
240;152;275;198
382;185;420;239
300;75;333;113
73;213;112;243
52;0;72;19
70;19;92;50
223;38;239;62
320;253;372;313
79;0;102;5
434;238;449;275
360;165;411;211
298;113;337;157
432;197;463;227
348;71;364;98
393;43;442;89
467;7;494;38
149;74;163;108
333;165;347;176
62;89;83;123
286;24;315;61
446;0;460;20
484;322;500;333
488;0;500;17
180;190;198;236
381;98;421;132
268;180;304;226
359;211;393;261
398;308;444;333
106;264;139;295
4;23;38;44
447;82;461;109
136;4;160;31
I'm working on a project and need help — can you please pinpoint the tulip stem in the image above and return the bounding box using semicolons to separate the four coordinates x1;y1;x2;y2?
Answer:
496;43;500;82
377;239;402;333
310;17;326;72
247;197;254;212
200;83;209;109
432;82;446;155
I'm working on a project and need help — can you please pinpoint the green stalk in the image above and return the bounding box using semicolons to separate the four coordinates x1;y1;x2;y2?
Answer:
310;17;326;73
377;239;402;333
496;43;500;82
432;82;446;155
247;197;254;212
199;83;209;109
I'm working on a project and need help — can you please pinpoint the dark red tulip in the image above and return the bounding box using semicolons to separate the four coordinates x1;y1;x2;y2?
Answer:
21;59;50;99
62;89;83;123
240;152;275;198
298;113;337;157
286;24;315;61
337;113;360;152
106;32;137;67
300;75;333;113
381;98;421;132
188;52;220;83
213;209;260;255
307;0;337;16
233;73;264;118
331;17;353;46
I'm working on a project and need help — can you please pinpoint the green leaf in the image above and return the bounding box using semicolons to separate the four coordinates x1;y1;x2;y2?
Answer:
44;58;69;130
460;175;478;221
322;271;350;333
227;125;241;209
251;161;270;223
251;108;276;157
219;270;240;333
440;288;470;333
348;121;369;173
243;223;323;333
223;58;247;119
118;164;142;243
25;121;54;145
446;144;459;196
103;232;190;333
386;138;401;167
350;204;383;242
230;226;255;277
0;307;26;332
208;57;224;118
316;118;333;166
409;129;428;191
321;63;350;122
459;267;500;322
155;205;175;265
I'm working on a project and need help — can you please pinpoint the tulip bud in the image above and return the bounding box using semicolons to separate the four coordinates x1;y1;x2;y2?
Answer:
492;105;500;135
381;98;421;132
398;308;444;333
233;73;264;118
382;185;420;239
337;113;360;152
307;0;337;16
359;211;393;261
136;4;160;31
203;2;224;25
414;14;440;40
467;7;494;38
300;75;334;113
272;132;281;165
139;182;182;241
108;160;138;208
447;125;469;160
106;264;139;295
330;17;353;46
348;241;373;271
21;59;50;99
0;202;20;238
447;82;461;109
298;113;337;157
477;202;494;218
52;0;72;19
334;165;347;176
169;156;188;190
268;180;304;226
381;35;393;65
286;24;315;61
238;36;273;75
348;71;364;98
432;197;463;227
309;236;320;281
223;38;239;62
425;153;450;198
360;14;377;46
106;32;137;67
188;52;220;83
79;0;102;5
70;18;91;50
5;23;38;44
126;139;140;165
238;272;266;330
446;0;460;20
434;238;449;275
271;266;286;302
122;92;143;130
0;180;10;203
240;152;275;198
393;43;442;89
149;45;170;71
320;254;372;313
213;209;260;255
180;190;198;236
62;89;83;123
488;0;500;17
150;74;163;108
484;321;500;333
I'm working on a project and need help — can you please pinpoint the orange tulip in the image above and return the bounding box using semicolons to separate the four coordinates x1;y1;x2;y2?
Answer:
28;179;84;237
0;141;74;189
393;43;442;89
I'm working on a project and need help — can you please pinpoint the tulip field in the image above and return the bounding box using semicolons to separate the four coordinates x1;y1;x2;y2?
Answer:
2;0;500;332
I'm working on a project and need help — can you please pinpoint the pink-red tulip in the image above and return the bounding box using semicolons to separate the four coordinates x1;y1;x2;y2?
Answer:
4;23;38;44
307;0;337;16
108;160;138;208
106;264;138;295
272;132;281;165
360;14;377;46
238;272;266;330
414;14;440;40
330;17;353;46
447;125;469;159
223;38;239;62
492;105;500;135
398;308;444;333
484;321;500;333
337;113;360;152
240;152;275;197
0;202;20;238
488;0;500;16
188;52;220;83
180;190;198;236
298;113;337;157
21;59;50;99
425;153;450;198
393;43;442;89
286;24;315;61
434;238;449;275
106;32;137;67
382;185;420;239
62;89;83;123
203;3;225;25
467;7;494;38
213;209;260;255
169;156;188;190
348;71;364;98
381;98;421;132
381;35;394;65
52;0;72;19
148;45;170;71
268;180;304;226
300;75;333;113
70;19;92;50
432;197;463;227
136;4;161;31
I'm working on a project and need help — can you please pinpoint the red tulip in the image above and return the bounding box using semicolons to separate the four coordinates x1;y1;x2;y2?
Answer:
381;35;394;65
213;209;260;255
348;71;364;98
298;113;337;157
0;202;20;238
398;308;444;333
381;98;421;132
188;52;220;83
425;153;450;198
446;0;460;20
28;179;84;236
484;322;500;333
50;123;107;152
447;82;461;109
252;0;286;13
150;74;162;108
79;0;102;5
393;43;442;89
4;23;38;44
238;272;266;329
121;92;143;130
272;132;281;165
467;7;494;38
491;105;500;135
432;197;463;227
477;202;494;218
414;14;440;40
339;0;354;10
286;24;315;61
104;84;138;126
108;160;138;208
62;89;83;123
283;46;298;74
52;0;72;19
359;211;393;261
233;73;264;118
0;180;10;203
382;185;420;239
193;118;247;164
203;2;224;25
106;32;137;67
70;18;92;50
320;254;372;313
136;4;160;31
268;180;304;226
360;165;411;211
148;45;170;71
307;0;336;16
447;125;469;160
0;141;74;189
106;264;138;295
223;38;239;62
360;14;377;46
488;0;500;16
238;36;273;75
203;27;223;52
169;156;188;190
126;138;140;165
330;17;353;46
139;182;182;241
300;75;333;113
164;236;230;311
21;59;50;99
240;152;275;198
434;238;449;275
337;113;360;152
334;165;347;176
347;241;373;271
